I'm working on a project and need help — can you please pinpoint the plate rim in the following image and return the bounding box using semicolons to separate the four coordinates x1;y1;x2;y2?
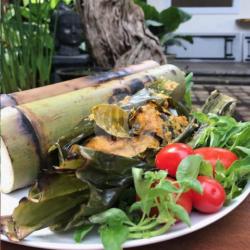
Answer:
1;182;250;250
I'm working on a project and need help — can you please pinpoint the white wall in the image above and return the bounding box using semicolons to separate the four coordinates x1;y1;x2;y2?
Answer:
148;0;250;61
177;0;249;34
148;0;250;34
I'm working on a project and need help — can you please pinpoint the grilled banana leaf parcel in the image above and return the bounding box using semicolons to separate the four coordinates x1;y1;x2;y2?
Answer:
53;85;190;158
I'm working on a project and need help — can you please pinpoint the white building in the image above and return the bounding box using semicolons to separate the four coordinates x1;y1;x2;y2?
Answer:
148;0;250;62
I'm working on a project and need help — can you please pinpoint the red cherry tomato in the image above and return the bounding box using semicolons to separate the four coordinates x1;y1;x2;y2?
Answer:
192;176;226;214
155;143;193;177
172;179;192;214
193;147;238;171
176;192;193;214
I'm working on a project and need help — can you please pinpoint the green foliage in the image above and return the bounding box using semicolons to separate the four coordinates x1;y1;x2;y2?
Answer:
176;155;203;193
22;0;74;9
91;209;130;250
176;155;201;181
0;0;61;93
215;157;250;203
74;225;94;243
190;113;250;158
100;223;129;250
184;72;193;109
199;160;213;178
85;166;199;250
134;1;193;48
50;0;74;9
159;7;191;33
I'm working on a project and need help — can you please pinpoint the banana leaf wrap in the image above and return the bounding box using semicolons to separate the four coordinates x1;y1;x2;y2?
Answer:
1;146;151;241
50;145;153;232
51;86;189;157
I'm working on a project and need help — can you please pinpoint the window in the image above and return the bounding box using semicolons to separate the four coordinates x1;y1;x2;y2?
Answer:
148;0;240;14
172;0;233;8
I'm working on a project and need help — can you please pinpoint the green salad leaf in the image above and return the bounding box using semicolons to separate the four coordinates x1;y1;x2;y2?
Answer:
235;146;250;156
176;155;202;181
87;166;203;250
199;160;213;177
74;225;94;243
100;223;129;250
215;157;250;203
168;202;191;226
176;155;203;193
184;72;193;109
90;208;130;226
90;208;130;250
190;113;250;158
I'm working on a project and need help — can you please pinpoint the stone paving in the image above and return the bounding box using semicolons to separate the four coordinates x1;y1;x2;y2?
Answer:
171;61;250;120
173;61;250;85
192;84;250;121
173;61;250;76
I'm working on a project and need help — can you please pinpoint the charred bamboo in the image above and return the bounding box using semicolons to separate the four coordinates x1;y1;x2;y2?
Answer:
0;60;159;109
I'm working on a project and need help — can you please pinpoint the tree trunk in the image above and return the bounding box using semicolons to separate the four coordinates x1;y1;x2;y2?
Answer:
76;0;166;68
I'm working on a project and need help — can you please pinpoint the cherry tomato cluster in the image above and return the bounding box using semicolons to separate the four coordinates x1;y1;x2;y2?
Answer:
155;143;238;214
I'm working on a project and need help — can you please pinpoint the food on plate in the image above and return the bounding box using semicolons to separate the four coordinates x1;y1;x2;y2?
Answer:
85;134;160;158
190;112;250;158
136;175;193;217
1;64;249;250
193;147;238;171
177;191;193;214
0;63;185;193
192;176;226;213
86;101;189;157
155;143;193;176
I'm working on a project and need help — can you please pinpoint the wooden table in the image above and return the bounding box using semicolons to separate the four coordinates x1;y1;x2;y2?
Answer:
1;84;250;250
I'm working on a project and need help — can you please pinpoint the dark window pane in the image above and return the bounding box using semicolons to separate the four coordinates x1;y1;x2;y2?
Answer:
172;0;233;7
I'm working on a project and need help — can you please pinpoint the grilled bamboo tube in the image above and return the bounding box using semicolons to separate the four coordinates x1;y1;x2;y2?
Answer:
0;64;185;193
0;60;159;109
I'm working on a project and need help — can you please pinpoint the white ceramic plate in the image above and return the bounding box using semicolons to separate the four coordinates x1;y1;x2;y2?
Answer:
1;182;250;250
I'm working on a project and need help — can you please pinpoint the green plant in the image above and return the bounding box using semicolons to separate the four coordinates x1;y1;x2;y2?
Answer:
50;0;74;9
0;0;61;93
134;0;193;51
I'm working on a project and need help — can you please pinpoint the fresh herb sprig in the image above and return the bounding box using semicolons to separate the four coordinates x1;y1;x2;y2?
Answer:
184;72;193;109
215;157;250;203
189;112;250;202
74;155;205;250
191;112;250;158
